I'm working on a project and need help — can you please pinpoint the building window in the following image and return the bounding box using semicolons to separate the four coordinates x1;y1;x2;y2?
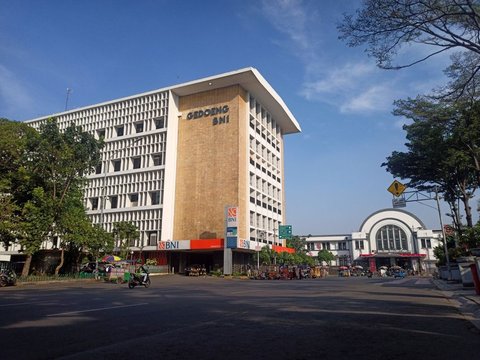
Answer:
376;225;408;251
150;191;160;205
339;242;347;250
113;159;121;172
322;242;331;250
355;240;365;250
97;129;105;140
155;116;165;129
110;195;118;209
90;197;99;210
115;125;124;136
95;163;102;174
420;238;432;249
132;157;141;169
152;153;163;166
129;193;139;207
148;232;158;246
135;122;144;133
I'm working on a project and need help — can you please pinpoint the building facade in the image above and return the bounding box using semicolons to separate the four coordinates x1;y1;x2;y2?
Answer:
304;209;441;274
9;68;300;273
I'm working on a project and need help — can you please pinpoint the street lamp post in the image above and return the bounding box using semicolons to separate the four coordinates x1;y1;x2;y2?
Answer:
258;230;265;270
435;186;451;279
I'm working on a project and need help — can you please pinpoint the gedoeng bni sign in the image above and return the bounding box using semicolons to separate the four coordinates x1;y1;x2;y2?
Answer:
186;105;229;126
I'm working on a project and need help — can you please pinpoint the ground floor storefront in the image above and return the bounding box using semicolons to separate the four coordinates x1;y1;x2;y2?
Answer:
357;253;427;274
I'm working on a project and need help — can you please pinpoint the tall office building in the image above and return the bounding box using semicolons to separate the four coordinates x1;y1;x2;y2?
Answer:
25;68;301;272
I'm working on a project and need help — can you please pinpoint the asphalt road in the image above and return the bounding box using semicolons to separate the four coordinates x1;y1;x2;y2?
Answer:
0;275;478;360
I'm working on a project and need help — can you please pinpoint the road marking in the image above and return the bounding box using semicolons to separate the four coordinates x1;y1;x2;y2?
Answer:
415;278;431;285
47;303;148;317
0;300;55;307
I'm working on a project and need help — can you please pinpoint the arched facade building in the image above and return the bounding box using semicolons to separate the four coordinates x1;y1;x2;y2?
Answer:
304;209;441;273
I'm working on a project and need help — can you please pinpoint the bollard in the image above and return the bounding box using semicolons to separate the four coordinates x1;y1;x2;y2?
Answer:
469;263;480;295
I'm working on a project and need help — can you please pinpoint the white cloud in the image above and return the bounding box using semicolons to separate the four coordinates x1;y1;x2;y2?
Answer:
301;62;376;98
261;0;311;50
259;1;450;116
340;84;394;114
0;64;33;117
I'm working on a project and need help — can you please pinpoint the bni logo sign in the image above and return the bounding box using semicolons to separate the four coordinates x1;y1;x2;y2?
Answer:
226;206;238;227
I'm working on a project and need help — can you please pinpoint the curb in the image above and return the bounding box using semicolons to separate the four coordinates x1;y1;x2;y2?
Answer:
432;279;480;331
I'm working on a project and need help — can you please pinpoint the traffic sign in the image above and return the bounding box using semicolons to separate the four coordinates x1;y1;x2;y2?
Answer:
279;225;292;239
387;180;407;197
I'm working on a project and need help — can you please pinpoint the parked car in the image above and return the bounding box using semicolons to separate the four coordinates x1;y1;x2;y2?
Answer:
393;269;406;278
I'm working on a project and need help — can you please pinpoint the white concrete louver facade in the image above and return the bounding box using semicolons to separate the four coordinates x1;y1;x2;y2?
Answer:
15;68;301;255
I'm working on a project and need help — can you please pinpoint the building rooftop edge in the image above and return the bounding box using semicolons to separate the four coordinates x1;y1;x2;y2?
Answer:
24;67;302;134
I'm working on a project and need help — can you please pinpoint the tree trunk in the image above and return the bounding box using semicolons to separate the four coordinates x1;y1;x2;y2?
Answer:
22;255;32;277
55;248;64;275
460;195;474;228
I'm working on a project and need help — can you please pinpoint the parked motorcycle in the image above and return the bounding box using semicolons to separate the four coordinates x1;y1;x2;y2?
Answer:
0;269;17;287
128;271;151;289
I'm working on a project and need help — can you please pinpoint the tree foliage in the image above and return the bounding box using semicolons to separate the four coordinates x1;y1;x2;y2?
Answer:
338;0;480;98
317;249;336;265
339;0;480;69
383;97;479;229
113;221;140;259
0;118;104;275
286;236;307;254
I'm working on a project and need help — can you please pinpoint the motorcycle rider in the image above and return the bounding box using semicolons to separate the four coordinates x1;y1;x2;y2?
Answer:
137;264;149;283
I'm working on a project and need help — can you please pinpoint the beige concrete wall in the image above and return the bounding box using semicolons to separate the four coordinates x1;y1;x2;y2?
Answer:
174;85;247;241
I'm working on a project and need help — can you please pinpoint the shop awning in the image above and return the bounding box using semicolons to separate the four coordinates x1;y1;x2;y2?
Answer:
359;253;426;258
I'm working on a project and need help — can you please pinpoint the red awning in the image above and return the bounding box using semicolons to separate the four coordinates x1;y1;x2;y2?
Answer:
359;253;426;258
272;245;295;254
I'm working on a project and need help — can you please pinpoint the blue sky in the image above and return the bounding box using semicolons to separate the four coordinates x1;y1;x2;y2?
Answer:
1;0;475;234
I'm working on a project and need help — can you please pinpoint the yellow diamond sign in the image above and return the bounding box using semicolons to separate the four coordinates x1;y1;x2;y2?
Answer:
387;180;406;197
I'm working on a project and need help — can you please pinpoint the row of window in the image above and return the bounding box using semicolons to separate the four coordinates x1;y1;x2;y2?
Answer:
89;190;162;210
249;96;282;146
88;208;162;247
99;116;167;140
250;158;281;183
250;136;281;170
306;236;433;252
250;173;282;199
95;153;164;174
376;225;408;251
307;242;350;251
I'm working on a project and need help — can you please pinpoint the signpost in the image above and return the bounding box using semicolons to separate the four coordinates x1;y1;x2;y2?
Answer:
387;180;407;197
386;183;451;279
279;225;293;240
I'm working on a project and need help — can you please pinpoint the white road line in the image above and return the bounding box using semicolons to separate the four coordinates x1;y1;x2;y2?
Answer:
47;303;148;317
0;302;45;307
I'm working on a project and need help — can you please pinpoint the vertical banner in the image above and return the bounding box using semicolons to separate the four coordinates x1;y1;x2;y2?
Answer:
224;206;238;275
226;206;238;248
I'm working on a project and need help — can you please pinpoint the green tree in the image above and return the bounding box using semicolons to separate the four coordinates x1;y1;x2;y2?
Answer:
0;119;39;253
112;221;139;259
258;246;273;265
317;249;335;265
383;97;478;228
286;236;307;254
338;0;480;96
18;118;102;275
55;188;113;274
20;188;54;276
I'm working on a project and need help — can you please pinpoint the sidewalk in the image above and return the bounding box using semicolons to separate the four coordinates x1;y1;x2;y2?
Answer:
432;278;480;331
